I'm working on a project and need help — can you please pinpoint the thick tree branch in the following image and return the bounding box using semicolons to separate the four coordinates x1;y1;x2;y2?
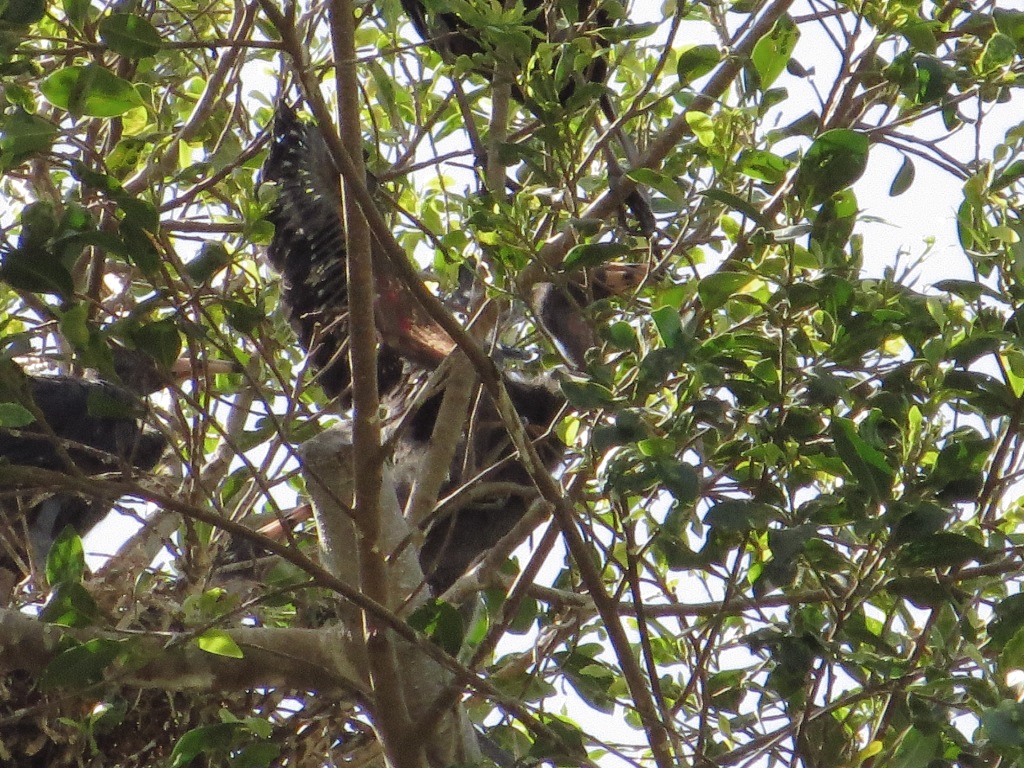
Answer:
0;607;368;697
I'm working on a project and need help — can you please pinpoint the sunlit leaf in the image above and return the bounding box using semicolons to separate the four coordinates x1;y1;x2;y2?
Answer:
40;64;144;117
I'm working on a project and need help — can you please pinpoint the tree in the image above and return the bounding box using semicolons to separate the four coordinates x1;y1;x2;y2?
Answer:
1;0;1024;766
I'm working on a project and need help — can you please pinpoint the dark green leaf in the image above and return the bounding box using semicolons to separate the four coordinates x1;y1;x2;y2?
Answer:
676;44;719;85
224;300;263;334
0;109;57;170
169;723;241;768
704;500;778;532
989;594;1024;648
63;0;89;29
408;599;465;656
887;576;953;609
562;241;630;271
899;532;990;569
889;155;915;197
889;503;947;546
982;704;1024;748
99;13;162;59
831;417;893;500
796;129;869;206
0;245;75;296
131;319;181;368
0;402;34;427
1;0;45;25
38;581;100;627
39;638;125;690
909;54;951;104
185;242;231;283
654;459;699;503
769;524;815;563
560;378;615;409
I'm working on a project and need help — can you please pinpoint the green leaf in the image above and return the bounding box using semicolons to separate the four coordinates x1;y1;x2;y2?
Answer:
736;149;791;184
40;64;144;117
560;378;616;409
685;111;714;146
886;576;953;609
980;32;1016;74
224;300;263;334
830;417;893;500
99;13;162;59
0;245;75;296
704;500;778;532
796;129;869;206
562;241;630;271
38;581;100;627
0;402;34;427
989;594;1024;647
186;242;231;283
408;599;465;656
598;21;659;43
626;167;686;207
700;188;769;226
889;155;915;197
1;0;45;25
908;54;951;104
676;44;719;85
197;629;244;658
654;459;698;503
899;532;990;569
63;0;90;29
651;305;683;349
39;638;126;690
131;319;181;368
46;525;86;586
999;626;1024;671
170;723;241;768
982;704;1024;749
751;13;799;89
59;302;91;349
889;727;941;768
889;503;947;546
697;272;757;311
0;109;57;170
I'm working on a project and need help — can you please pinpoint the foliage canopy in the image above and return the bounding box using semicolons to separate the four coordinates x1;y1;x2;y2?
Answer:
2;1;1024;767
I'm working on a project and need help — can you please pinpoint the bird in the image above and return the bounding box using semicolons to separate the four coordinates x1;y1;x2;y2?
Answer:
262;102;571;594
262;102;453;401
0;348;173;601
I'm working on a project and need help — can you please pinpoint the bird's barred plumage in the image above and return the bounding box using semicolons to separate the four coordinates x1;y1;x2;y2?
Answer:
263;103;404;399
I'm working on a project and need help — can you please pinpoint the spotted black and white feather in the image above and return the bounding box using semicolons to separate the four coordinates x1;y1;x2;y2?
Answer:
263;103;404;399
